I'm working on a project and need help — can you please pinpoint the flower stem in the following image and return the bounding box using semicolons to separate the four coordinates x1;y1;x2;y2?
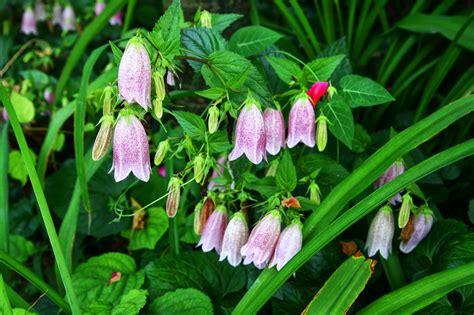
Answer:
380;253;407;290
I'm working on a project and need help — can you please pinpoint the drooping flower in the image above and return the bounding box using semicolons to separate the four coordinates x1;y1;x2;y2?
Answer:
374;161;406;205
207;156;226;191
94;0;106;16
287;96;315;148
52;2;62;25
21;7;37;35
35;0;47;21
61;5;76;32
197;205;228;254
400;209;433;254
118;37;151;110
365;206;395;259
307;81;328;105
269;220;303;271
110;113;151;182
229;102;266;164
158;165;166;177
166;70;176;86
92;115;114;161
220;211;249;267
109;11;123;26
166;177;181;218
241;210;281;268
43;88;54;104
197;197;215;235
2;108;8;121
263;108;285;155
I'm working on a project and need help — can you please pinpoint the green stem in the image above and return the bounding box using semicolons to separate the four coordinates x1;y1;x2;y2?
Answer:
0;122;9;253
380;253;407;290
0;86;80;314
169;218;180;256
0;251;70;312
122;0;137;35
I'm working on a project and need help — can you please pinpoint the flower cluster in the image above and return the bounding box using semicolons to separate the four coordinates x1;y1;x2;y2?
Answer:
197;206;303;271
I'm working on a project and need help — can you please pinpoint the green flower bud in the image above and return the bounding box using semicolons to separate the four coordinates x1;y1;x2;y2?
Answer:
154;140;170;166
194;154;206;184
399;193;413;228
193;201;203;235
327;85;337;98
153;98;163;119
308;181;321;205
266;160;279;177
316;114;328;152
200;10;212;28
152;70;166;102
183;136;196;158
92;115;114;161
102;86;114;116
166;177;182;218
208;105;219;134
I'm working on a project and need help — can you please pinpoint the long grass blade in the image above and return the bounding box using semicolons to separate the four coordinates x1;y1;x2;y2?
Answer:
0;273;12;315
5;284;30;309
0;122;9;253
289;0;321;53
122;0;137;35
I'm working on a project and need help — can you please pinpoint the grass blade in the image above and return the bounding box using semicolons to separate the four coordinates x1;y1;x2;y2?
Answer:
122;0;137;35
289;0;321;53
0;273;12;315
5;284;30;309
0;122;9;253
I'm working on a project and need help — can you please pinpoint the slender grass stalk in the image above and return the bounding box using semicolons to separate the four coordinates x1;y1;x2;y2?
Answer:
250;0;261;26
234;139;474;314
380;253;407;290
346;0;357;52
0;86;80;314
320;0;336;44
122;0;137;35
0;122;9;253
5;284;30;309
0;250;70;312
0;273;12;315
289;0;321;53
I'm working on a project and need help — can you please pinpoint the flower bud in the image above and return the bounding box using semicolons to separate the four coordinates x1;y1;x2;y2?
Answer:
365;205;394;259
307;82;328;106
308;181;321;205
198;205;228;253
153;99;163;119
153;71;166;102
220;211;249;266
154;140;170;166
166;177;182;218
183;136;196;158
2;108;8;121
193;154;206;184
269;220;303;271
61;5;76;32
52;3;62;25
94;0;105;16
374;161;406;205
44;88;54;105
398;193;413;229
200;10;212;28
199;197;215;234
316;114;328;152
193;202;203;235
21;7;37;35
101;86;114;116
109;11;123;26
208;105;219;134
92;115;114;161
265;160;279;177
158;165;166;177
166;71;176;86
35;0;47;22
327;85;337;98
400;208;433;253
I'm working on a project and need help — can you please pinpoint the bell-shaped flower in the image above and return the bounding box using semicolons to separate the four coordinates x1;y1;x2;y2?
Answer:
94;0;105;16
287;96;315;148
43;88;54;104
229;102;266;164
365;206;394;259
35;0;47;22
110;112;151;182
241;210;281;268
21;8;37;35
400;209;433;254
52;2;62;25
220;212;249;267
109;11;123;26
269;220;303;271
61;5;76;32
264;108;285;155
374;160;405;205
118;37;151;110
92;115;114;161
197;205;228;254
307;82;328;105
166;70;176;86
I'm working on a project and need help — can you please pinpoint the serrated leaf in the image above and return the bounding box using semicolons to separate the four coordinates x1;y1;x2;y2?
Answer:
303;55;345;82
340;74;395;107
110;289;147;315
109;41;123;66
173;111;206;140
149;288;213;315
298;154;349;185
244;174;281;198
211;13;243;33
229;26;282;57
181;27;226;71
208;131;232;153
321;96;354;149
121;207;169;250
10;92;35;123
276;150;297;192
352;124;371;153
266;56;301;84
8;234;34;263
8;149;36;186
194;87;225;100
201;50;272;106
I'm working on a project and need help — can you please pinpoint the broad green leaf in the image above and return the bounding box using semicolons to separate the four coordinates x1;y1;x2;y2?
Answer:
181;27;226;71
149;0;184;61
208;131;232;153
19;70;48;89
202;50;272;106
244;174;281;198
8;150;36;186
9;92;34;123
12;309;35;315
266;56;301;84
211;13;243;33
397;14;474;51
340;74;395;107
298;154;349;185
194;87;225;100
149;288;213;315
8;234;34;263
303;55;345;82
422;284;474;314
276;150;297;192
321;96;354;149
352;124;371;153
229;26;282;57
121;207;169;250
84;289;147;315
173;111;207;140
303;255;374;314
72;252;144;309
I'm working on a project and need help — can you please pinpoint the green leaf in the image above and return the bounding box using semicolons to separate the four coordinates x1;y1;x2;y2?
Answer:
229;26;282;57
397;14;474;51
469;200;474;224
202;50;272;107
266;56;301;84
84;289;147;315
8;150;36;186
181;27;226;71
194;87;225;100
276;150;297;192
12;309;35;315
321;96;354;149
109;41;123;66
9;92;34;123
211;13;243;33
352;124;371;153
121;207;169;250
72;252;144;309
244;174;281;198
173;111;207;140
149;0;184;61
304;255;375;314
422;285;474;314
298;154;349;185
208;131;232;153
340;74;395;107
303;55;345;82
149;288;213;315
8;234;34;263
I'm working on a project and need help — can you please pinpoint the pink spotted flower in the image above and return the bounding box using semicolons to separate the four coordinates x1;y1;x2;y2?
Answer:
52;2;62;25
229;102;266;164
21;7;37;35
110;112;151;182
400;209;433;254
287;96;315;148
94;0;105;15
118;37;151;110
374;160;405;205
264;108;285;155
220;211;249;267
365;206;394;259
61;5;76;32
197;205;229;254
269;220;303;271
